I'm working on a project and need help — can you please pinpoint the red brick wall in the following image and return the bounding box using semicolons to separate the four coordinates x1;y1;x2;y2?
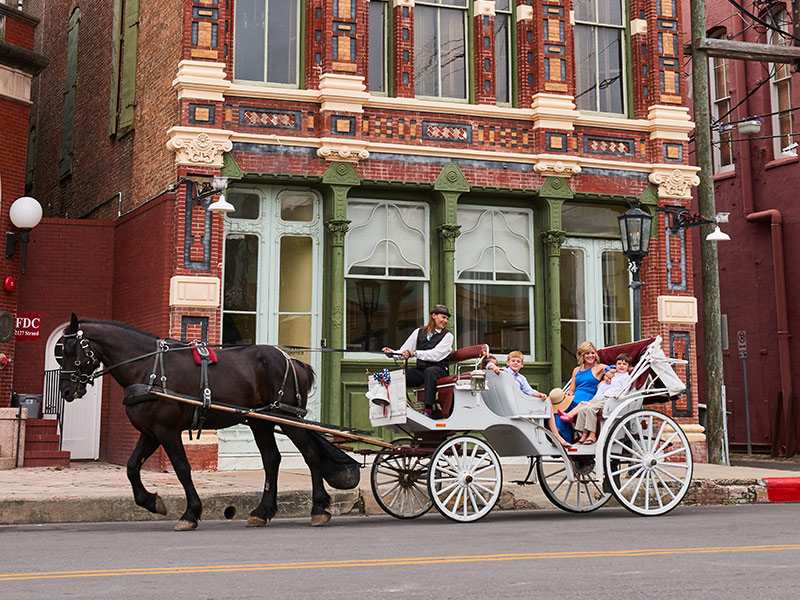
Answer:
3;13;36;49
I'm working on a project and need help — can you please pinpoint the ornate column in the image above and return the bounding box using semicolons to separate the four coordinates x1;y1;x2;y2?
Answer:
320;162;360;424
433;164;469;321
539;176;572;386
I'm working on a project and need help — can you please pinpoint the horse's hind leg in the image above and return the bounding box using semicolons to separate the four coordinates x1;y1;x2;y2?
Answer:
159;432;203;531
246;421;280;527
127;433;167;515
281;426;331;526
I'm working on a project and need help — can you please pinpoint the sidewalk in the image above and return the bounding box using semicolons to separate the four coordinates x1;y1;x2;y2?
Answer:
0;458;798;526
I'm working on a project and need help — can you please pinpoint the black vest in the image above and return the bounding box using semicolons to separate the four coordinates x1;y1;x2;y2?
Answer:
415;329;450;371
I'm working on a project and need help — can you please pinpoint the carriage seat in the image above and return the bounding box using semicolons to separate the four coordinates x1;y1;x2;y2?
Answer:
481;370;551;419
413;344;489;419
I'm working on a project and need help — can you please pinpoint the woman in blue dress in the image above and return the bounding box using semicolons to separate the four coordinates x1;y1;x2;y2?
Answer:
556;341;608;442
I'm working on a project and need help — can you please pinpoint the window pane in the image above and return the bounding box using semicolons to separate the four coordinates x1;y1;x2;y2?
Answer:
224;235;259;311
415;6;439;96
560;248;585;321
573;0;595;23
495;13;510;104
439;8;466;98
228;192;260;219
562;202;626;235
560;320;585;382
598;0;622;26
368;0;386;93
279;236;312;313
456;283;530;354
280;192;314;221
346;279;424;351
266;0;298;84
457;208;532;282
223;313;256;345
601;250;631;324
597;28;623;114
574;25;596;111
278;314;311;362
234;0;266;81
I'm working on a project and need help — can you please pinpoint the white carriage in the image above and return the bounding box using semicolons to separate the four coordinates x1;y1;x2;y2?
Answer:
367;336;694;522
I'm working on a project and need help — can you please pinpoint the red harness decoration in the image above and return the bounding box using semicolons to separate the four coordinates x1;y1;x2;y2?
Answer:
191;342;218;365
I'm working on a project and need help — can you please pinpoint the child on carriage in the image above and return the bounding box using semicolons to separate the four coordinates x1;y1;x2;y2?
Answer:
558;353;633;444
484;351;571;447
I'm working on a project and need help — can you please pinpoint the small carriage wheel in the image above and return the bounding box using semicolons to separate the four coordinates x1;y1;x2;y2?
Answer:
370;438;432;519
603;409;694;516
427;435;502;523
536;454;612;513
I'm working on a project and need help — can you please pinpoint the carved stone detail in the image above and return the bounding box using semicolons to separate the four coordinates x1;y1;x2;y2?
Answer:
648;167;701;199
166;127;233;167
534;158;581;177
327;220;350;247
541;230;567;257
437;224;462;252
317;139;369;162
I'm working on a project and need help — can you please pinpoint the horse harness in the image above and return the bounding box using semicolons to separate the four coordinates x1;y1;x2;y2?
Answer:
62;329;309;436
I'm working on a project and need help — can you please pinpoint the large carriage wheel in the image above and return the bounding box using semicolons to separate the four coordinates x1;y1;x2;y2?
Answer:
427;435;502;523
536;454;612;513
370;438;432;519
603;409;693;516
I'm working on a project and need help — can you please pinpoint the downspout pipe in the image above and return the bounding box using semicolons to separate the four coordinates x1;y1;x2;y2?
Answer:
745;209;794;454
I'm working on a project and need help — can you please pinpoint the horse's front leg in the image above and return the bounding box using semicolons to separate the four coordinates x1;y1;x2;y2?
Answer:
281;427;331;527
246;421;280;527
159;432;203;531
127;432;167;515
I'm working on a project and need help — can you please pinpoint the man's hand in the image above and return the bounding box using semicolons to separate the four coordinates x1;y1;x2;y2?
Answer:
401;349;414;359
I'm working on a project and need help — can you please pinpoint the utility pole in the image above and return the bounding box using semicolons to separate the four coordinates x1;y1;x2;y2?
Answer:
689;0;727;464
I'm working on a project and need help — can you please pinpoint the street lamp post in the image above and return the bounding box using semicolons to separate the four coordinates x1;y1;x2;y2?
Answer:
618;205;653;341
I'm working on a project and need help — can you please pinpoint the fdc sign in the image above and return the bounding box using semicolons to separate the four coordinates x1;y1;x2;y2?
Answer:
16;313;41;340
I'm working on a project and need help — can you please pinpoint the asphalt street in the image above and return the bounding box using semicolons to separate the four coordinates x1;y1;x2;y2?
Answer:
1;503;797;599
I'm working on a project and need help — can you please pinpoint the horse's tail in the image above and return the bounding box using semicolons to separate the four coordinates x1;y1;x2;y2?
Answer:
308;431;361;490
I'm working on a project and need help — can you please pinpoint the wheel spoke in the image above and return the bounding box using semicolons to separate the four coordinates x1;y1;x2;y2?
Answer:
654;464;687;485
610;461;641;477
611;438;642;459
618;465;644;494
659;446;688;461
653;469;677;501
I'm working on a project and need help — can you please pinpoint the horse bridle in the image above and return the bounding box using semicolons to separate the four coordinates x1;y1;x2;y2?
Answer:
60;329;102;392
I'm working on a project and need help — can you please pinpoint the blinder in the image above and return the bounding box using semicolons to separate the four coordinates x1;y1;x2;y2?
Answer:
59;329;102;397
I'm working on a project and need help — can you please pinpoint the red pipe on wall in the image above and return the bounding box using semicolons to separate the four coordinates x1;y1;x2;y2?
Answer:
745;210;794;454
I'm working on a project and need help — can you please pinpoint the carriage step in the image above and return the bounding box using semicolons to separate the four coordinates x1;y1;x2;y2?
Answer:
23;450;71;468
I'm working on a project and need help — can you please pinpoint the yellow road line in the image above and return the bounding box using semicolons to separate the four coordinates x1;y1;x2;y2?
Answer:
2;544;799;582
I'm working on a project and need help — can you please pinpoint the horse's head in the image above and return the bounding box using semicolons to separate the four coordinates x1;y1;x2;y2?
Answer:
59;313;101;402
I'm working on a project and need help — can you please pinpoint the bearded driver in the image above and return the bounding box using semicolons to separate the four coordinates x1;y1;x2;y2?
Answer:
383;304;454;416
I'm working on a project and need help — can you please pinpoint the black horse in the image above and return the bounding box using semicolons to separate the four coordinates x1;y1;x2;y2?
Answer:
58;314;358;530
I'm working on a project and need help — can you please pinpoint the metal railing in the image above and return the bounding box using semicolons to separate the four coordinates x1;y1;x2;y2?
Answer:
43;369;64;449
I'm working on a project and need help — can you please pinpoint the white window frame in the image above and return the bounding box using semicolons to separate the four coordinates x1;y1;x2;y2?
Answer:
344;199;430;358
414;0;469;101
769;8;796;158
574;0;628;116
710;50;734;173
455;205;536;359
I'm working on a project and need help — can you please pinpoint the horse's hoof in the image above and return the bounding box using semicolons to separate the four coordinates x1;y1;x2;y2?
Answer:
174;520;198;531
310;512;331;527
246;516;267;527
154;494;167;516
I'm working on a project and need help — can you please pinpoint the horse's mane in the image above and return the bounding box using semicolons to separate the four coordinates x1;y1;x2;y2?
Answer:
80;318;160;340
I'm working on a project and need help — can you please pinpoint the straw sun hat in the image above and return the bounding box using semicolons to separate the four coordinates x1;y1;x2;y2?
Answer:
548;388;573;412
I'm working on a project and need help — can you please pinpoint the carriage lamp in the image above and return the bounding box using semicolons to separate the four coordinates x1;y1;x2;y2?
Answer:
657;205;730;241
618;204;653;341
470;369;487;393
6;196;43;275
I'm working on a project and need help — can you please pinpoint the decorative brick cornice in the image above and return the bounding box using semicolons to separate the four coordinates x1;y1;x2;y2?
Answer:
317;138;370;162
166;127;233;167
534;157;582;177
648;166;701;199
172;60;231;102
530;93;579;130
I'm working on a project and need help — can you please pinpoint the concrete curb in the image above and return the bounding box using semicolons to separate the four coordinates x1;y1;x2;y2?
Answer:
3;477;797;526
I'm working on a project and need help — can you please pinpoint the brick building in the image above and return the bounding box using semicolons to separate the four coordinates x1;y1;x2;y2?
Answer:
683;0;799;455
16;0;708;467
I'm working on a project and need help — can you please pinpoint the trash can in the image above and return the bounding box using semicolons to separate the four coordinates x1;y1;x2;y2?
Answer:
11;393;43;419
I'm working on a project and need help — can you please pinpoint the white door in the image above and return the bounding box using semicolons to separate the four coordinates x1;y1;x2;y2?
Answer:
44;324;101;460
218;186;323;469
559;238;631;382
